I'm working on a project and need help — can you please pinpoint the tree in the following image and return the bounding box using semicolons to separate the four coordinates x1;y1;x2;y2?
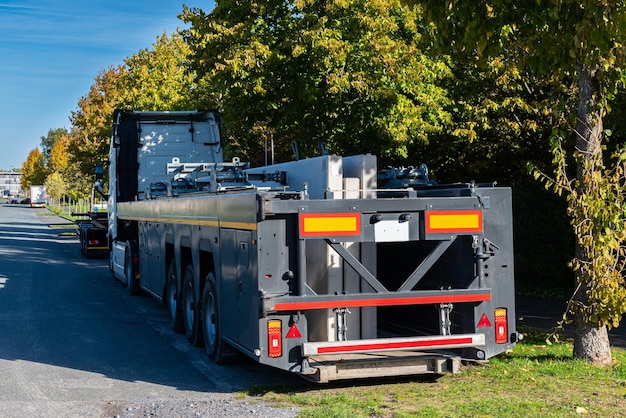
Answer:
68;31;195;194
49;132;70;173
40;128;69;162
420;0;626;365
180;0;453;164
21;148;47;189
44;171;66;201
69;65;125;188
44;133;71;202
117;31;195;111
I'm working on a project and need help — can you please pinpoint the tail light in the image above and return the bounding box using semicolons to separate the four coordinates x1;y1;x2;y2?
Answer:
494;308;508;344
267;320;282;358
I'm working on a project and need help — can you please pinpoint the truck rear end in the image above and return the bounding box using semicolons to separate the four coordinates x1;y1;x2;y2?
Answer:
29;185;46;208
242;155;518;382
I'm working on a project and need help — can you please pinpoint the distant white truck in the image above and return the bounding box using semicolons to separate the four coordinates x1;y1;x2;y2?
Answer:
30;185;46;208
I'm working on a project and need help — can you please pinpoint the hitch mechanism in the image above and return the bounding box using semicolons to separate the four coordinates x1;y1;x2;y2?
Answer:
334;307;351;342
473;236;499;287
439;303;453;336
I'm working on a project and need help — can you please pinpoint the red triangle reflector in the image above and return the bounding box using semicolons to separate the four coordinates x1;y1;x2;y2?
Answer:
286;323;302;338
477;313;492;328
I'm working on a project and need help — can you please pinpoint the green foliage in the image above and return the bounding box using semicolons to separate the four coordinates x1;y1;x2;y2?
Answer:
535;131;626;329
40;128;69;161
410;53;576;289
421;1;626;83
181;0;453;163
419;54;573;181
67;32;193;197
419;0;626;360
44;171;66;201
68;65;124;194
117;31;195;111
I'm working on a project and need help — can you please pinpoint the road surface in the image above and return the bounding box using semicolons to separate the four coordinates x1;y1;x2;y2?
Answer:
0;203;302;417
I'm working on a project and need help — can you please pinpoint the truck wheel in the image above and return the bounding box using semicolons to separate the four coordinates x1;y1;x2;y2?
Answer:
182;265;204;347
79;225;88;257
124;241;140;295
166;262;183;333
108;250;114;272
203;274;228;364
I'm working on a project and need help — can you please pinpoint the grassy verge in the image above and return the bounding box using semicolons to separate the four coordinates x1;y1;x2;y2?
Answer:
41;204;87;222
245;327;626;417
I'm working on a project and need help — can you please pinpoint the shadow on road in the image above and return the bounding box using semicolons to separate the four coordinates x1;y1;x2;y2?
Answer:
0;206;306;398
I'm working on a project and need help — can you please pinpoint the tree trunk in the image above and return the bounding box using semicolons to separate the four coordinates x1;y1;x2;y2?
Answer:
573;283;612;364
572;63;612;365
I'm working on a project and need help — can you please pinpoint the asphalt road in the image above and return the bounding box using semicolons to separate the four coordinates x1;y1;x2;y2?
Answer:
0;203;303;418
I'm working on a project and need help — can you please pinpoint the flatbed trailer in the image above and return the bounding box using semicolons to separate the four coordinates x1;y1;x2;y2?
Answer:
75;211;109;259
103;110;518;382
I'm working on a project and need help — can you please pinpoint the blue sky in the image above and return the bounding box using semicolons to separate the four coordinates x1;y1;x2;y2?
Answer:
0;1;214;170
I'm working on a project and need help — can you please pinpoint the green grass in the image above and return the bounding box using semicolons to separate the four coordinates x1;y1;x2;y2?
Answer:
42;204;86;222
244;328;626;417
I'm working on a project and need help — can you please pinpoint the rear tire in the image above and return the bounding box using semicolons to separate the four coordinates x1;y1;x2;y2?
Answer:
203;274;230;363
84;231;97;259
108;247;114;272
182;265;203;347
124;240;140;295
166;262;183;333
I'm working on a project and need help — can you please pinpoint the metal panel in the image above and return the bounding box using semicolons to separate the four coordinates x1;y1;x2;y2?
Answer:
117;191;259;229
246;155;343;197
237;230;258;349
134;112;222;197
472;187;516;356
219;229;239;341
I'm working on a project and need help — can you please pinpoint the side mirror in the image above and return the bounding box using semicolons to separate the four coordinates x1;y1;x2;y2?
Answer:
95;163;104;180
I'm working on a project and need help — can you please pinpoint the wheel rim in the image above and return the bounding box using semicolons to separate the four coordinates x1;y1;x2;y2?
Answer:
125;252;132;285
183;281;194;334
204;291;216;348
168;274;177;321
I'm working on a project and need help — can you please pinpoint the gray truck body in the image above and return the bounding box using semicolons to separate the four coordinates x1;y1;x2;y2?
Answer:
106;110;518;382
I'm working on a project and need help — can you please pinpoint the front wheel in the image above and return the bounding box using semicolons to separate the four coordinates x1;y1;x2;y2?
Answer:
182;265;203;347
124;241;140;295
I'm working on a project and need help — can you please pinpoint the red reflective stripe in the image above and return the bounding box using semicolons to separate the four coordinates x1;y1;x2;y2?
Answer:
273;293;491;311
316;337;475;354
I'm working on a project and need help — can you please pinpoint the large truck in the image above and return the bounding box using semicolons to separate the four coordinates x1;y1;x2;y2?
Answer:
97;109;519;383
30;185;46;208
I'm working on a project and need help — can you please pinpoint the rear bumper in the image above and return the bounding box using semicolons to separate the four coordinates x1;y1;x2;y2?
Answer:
300;351;462;383
302;333;484;356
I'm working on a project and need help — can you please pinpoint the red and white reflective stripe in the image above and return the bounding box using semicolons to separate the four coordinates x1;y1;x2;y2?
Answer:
302;333;485;357
273;293;491;312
